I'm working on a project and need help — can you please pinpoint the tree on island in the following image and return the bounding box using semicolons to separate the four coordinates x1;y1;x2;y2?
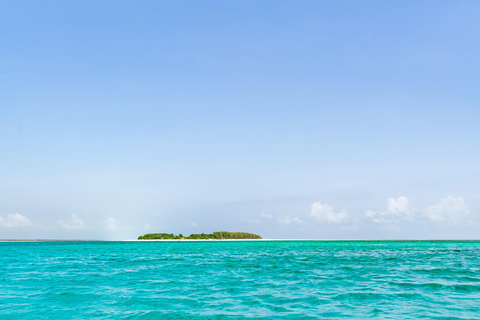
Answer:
138;231;261;240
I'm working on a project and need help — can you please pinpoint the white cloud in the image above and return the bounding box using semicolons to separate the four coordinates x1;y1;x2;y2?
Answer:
291;217;302;223
260;211;273;218
104;216;118;230
427;196;470;223
310;202;348;223
388;196;409;213
365;210;377;219
365;210;396;223
279;216;303;225
366;196;415;223
59;214;86;230
191;222;197;227
0;213;33;227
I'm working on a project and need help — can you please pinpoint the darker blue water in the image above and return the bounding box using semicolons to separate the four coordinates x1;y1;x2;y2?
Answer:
1;241;480;319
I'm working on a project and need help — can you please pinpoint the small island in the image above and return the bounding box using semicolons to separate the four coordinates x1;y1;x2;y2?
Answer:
138;231;262;240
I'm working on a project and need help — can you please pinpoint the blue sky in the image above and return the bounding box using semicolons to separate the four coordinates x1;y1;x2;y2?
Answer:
1;1;479;239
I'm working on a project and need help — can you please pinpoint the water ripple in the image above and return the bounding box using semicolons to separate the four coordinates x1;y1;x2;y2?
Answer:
1;241;480;318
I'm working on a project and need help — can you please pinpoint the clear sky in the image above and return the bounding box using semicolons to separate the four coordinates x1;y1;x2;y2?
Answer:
1;1;479;240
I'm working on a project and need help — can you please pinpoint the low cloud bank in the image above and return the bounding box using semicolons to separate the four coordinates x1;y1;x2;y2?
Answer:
0;213;32;227
365;196;471;224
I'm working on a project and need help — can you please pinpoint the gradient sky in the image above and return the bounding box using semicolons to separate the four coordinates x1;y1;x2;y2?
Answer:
1;1;479;240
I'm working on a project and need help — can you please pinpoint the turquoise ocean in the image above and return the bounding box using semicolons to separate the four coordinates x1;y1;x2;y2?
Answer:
1;240;479;319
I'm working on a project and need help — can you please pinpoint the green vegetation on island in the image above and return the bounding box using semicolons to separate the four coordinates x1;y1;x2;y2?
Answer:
138;231;262;240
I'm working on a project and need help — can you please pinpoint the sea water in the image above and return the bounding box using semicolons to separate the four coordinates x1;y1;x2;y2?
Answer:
1;241;479;319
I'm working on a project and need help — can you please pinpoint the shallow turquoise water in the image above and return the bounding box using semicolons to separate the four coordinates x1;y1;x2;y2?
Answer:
1;241;480;319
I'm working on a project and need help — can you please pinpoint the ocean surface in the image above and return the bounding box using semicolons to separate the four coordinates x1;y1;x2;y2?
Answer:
1;240;480;319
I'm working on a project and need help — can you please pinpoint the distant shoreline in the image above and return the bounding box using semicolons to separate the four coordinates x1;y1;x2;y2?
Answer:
0;239;105;242
128;239;364;241
2;239;480;242
126;239;480;242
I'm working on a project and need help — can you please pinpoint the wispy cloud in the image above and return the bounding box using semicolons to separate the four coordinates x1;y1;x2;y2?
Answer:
58;214;86;230
310;202;348;223
104;216;118;230
0;213;32;227
260;211;273;218
279;216;303;225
